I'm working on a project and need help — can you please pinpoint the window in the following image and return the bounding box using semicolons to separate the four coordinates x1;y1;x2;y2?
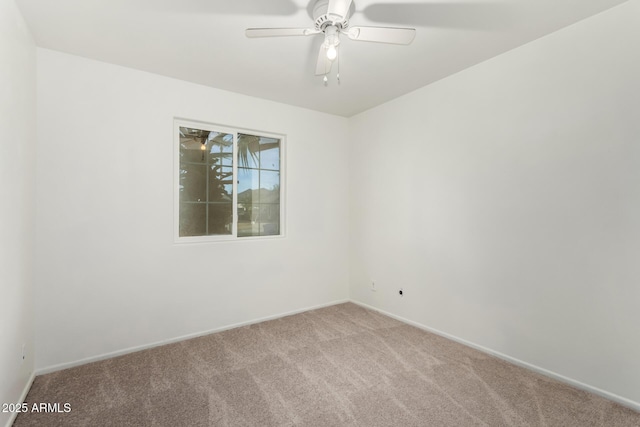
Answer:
175;120;284;242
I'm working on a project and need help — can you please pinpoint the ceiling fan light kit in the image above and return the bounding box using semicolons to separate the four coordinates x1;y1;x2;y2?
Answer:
323;25;340;61
245;0;416;84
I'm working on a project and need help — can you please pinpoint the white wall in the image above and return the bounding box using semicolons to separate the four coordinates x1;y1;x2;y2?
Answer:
35;49;349;370
0;0;36;424
349;0;640;407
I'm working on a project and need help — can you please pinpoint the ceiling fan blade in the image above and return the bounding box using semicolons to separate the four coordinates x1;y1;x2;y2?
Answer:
315;44;334;76
245;28;319;38
327;0;353;19
362;3;516;30
345;26;416;45
135;0;299;16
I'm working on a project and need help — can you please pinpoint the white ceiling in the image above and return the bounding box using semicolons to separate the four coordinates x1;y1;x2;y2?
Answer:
16;0;628;117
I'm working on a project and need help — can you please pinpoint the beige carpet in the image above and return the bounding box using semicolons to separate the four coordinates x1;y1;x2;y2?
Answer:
14;303;640;426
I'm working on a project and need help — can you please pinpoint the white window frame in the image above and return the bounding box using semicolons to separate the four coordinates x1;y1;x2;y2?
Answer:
173;118;286;243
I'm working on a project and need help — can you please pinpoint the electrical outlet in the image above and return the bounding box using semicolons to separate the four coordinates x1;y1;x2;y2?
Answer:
371;281;376;292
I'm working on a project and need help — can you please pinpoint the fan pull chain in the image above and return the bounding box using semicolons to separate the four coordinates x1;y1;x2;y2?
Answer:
323;75;328;86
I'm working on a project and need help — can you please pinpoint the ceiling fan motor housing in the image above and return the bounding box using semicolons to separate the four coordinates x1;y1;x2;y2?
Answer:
313;0;351;31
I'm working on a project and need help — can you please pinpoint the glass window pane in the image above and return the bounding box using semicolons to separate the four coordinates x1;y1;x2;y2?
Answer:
259;137;280;170
261;204;280;236
236;134;281;238
238;204;260;237
238;134;260;168
179;163;206;202
209;166;233;202
180;127;209;163
260;170;280;203
208;203;232;235
237;204;281;237
180;203;206;236
238;167;260;204
207;132;233;166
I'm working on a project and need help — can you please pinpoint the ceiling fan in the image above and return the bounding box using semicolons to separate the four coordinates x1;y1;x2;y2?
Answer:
246;0;416;81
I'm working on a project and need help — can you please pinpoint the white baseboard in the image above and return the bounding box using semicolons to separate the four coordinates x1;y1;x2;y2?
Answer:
350;300;640;413
35;299;349;376
5;372;35;427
